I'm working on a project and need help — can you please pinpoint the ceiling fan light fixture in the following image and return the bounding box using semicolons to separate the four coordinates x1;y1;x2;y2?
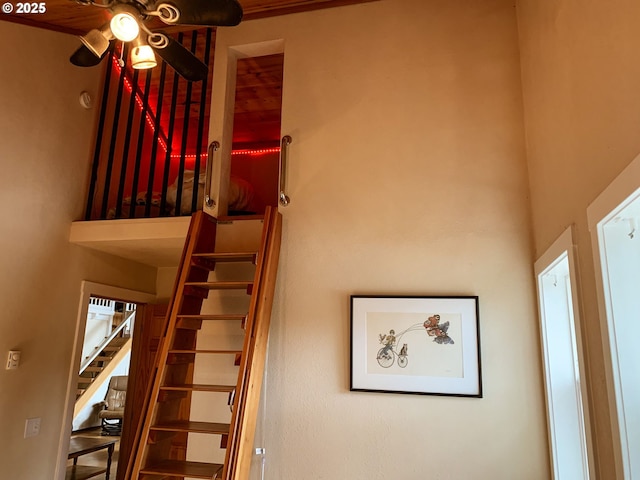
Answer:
131;37;157;69
110;5;140;42
131;45;157;69
154;3;180;23
79;25;113;57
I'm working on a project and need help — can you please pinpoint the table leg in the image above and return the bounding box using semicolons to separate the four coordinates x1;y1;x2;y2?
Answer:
105;443;114;480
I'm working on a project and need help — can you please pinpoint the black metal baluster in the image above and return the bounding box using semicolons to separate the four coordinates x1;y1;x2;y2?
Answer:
84;53;114;220
100;45;129;220
192;28;213;212
175;30;199;216
160;33;184;216
128;68;154;218
115;69;139;219
144;61;168;217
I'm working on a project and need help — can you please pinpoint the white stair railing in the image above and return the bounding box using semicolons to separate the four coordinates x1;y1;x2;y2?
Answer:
80;309;136;374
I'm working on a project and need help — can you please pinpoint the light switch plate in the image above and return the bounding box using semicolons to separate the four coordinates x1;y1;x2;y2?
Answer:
24;417;40;438
6;350;20;370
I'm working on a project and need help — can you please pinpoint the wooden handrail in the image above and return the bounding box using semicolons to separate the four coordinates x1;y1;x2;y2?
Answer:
223;207;282;480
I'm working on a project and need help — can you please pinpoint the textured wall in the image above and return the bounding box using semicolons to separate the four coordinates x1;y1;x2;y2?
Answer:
213;1;548;478
0;22;157;480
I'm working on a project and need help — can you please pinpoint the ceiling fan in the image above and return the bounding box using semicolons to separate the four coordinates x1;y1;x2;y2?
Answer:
70;0;243;81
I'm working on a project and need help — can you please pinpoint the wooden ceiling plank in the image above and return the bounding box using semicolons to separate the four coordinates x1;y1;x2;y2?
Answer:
241;0;378;20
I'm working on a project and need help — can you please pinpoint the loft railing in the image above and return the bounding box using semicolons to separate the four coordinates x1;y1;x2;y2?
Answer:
84;29;215;221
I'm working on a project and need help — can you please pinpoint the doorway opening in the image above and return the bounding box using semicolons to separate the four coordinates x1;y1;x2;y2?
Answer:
73;297;135;433
229;53;284;215
56;282;155;480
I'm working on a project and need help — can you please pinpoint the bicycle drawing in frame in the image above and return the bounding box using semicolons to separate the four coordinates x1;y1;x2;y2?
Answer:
350;295;482;397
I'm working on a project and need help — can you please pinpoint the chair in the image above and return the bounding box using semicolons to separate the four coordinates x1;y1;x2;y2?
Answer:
98;375;128;436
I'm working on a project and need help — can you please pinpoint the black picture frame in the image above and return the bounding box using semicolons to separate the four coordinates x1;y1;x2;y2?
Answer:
350;295;482;397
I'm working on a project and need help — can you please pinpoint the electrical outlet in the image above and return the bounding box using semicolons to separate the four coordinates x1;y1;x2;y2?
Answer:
24;417;41;438
255;447;266;455
6;351;20;370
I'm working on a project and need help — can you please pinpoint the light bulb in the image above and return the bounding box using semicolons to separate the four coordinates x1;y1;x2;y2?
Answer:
110;11;139;42
131;45;157;69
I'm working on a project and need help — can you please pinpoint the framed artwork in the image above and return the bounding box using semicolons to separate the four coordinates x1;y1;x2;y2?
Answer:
350;295;482;397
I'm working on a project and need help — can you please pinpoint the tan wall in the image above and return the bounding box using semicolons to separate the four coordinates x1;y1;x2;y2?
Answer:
0;22;157;479
516;0;640;477
214;0;549;477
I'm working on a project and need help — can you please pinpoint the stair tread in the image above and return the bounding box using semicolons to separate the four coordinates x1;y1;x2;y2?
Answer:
184;281;253;289
160;383;235;392
169;348;242;355
83;366;103;372
192;252;257;262
151;420;230;434
177;314;247;320
140;459;223;478
108;337;129;344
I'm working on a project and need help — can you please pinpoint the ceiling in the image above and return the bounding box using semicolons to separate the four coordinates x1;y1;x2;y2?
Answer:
1;0;376;36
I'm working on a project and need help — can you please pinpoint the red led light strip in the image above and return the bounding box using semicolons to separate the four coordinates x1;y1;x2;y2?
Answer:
112;56;169;152
168;148;280;159
231;147;281;156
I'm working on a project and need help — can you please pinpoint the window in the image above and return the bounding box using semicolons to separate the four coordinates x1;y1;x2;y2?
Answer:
588;157;640;478
535;227;592;479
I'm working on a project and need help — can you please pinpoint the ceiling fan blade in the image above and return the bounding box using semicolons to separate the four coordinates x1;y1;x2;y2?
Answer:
151;35;208;81
70;43;111;67
159;0;242;26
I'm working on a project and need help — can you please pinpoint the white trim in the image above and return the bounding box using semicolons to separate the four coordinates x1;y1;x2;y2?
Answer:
55;282;155;480
586;151;640;480
534;225;594;480
587;153;640;231
207;37;285;217
230;39;285;58
534;227;572;273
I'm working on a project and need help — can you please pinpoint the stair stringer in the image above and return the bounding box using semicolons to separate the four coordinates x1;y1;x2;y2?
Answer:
223;208;282;480
74;338;132;418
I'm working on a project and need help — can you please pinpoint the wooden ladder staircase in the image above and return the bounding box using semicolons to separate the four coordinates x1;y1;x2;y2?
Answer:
126;207;282;479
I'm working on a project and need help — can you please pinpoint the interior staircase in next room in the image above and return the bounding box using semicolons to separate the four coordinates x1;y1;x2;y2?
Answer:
126;206;282;480
77;304;136;399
